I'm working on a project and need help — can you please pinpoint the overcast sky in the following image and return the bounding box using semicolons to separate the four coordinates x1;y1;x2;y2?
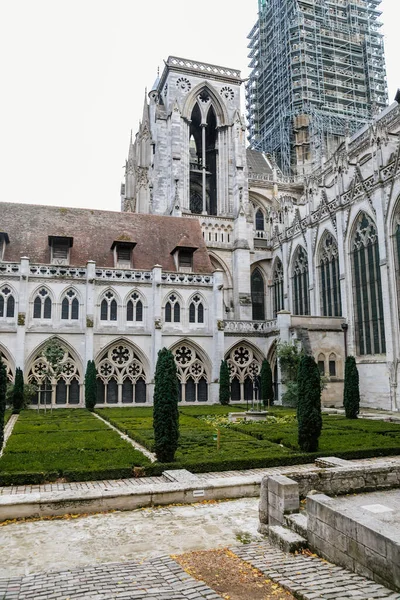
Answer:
0;0;398;212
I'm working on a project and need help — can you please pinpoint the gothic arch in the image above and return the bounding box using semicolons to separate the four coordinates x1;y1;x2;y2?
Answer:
225;341;264;402
346;207;376;255
169;340;211;403
182;82;229;126
25;336;84;379
291;244;310;316
317;230;342;317
94;337;150;378
0;344;15;382
26;336;84;406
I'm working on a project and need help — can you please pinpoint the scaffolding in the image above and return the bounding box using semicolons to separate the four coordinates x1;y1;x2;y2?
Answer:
246;0;388;175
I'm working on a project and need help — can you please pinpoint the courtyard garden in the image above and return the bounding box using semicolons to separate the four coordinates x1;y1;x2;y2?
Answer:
1;405;400;485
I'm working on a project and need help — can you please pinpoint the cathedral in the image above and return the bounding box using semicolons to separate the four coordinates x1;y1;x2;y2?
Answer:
1;56;400;410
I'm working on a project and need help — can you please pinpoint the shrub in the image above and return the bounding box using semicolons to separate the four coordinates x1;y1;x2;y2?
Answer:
343;356;360;419
219;360;230;405
12;367;24;414
260;359;274;407
297;355;322;452
85;360;97;411
153;348;179;463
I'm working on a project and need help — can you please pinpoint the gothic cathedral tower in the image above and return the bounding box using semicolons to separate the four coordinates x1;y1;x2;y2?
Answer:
122;56;248;219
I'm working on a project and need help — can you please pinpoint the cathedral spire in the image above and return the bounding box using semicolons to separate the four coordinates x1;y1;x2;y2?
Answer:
142;89;149;125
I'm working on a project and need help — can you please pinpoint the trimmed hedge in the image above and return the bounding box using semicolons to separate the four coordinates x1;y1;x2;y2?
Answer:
0;409;150;485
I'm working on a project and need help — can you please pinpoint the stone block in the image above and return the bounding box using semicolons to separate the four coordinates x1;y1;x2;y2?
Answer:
285;512;308;538
356;523;387;558
347;538;367;565
259;476;269;525
268;525;307;553
306;494;336;527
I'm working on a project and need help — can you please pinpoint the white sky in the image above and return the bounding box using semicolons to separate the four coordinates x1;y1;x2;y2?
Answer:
0;0;398;212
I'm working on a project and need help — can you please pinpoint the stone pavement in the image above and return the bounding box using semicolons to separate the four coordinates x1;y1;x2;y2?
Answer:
0;555;222;600
1;539;399;599
236;541;400;599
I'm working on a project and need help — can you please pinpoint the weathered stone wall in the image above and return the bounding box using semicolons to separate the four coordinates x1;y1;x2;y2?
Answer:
307;493;400;592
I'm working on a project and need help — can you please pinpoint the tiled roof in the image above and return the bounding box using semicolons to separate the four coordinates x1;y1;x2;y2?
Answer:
0;202;212;273
246;149;273;175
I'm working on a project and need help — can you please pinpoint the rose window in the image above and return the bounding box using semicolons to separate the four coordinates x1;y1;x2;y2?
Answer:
175;346;193;366
127;362;141;377
248;361;260;376
176;77;191;93
111;345;130;365
220;86;234;101
62;362;75;377
233;346;250;366
100;362;113;377
198;90;210;103
190;361;203;377
34;361;47;376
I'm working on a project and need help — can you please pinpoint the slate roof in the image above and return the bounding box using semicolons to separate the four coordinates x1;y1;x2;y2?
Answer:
0;202;212;273
246;149;273;176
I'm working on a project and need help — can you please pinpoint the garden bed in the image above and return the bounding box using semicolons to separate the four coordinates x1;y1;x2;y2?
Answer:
0;409;150;485
2;407;400;484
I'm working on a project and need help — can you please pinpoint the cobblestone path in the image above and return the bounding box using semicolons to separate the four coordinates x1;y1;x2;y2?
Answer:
1;541;399;599
0;555;222;600
235;541;400;599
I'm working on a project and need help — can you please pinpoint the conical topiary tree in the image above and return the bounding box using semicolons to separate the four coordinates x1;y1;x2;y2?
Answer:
343;356;360;419
0;356;7;450
219;360;230;405
12;367;24;414
153;348;179;463
260;359;274;408
297;355;322;452
85;360;97;411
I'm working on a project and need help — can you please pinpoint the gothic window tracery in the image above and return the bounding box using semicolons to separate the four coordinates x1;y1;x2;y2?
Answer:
319;233;342;317
61;289;79;320
255;209;264;231
28;345;81;405
292;246;310;315
33;288;52;319
394;212;400;317
273;259;284;316
173;344;208;402
251;268;265;320
189;295;204;324
165;294;180;323
127;292;143;323
0;286;15;318
96;343;147;404
0;351;13;382
351;213;385;355
100;291;117;322
226;345;262;402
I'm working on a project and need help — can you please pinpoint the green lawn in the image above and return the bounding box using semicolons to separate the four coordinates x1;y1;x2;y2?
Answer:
0;409;150;485
97;406;400;475
2;406;400;485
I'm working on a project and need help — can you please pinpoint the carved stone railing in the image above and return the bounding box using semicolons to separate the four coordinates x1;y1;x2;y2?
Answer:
29;265;87;278
161;272;213;286
0;263;20;275
249;173;304;185
224;319;278;334
95;268;152;282
167;56;241;80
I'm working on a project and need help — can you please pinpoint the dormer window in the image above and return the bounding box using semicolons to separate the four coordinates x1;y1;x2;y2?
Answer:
0;232;9;261
49;236;73;265
179;251;193;272
171;237;198;273
111;241;136;269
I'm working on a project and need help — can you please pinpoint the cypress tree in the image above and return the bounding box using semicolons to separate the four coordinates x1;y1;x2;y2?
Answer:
0;356;7;450
85;360;97;411
153;348;179;463
219;360;230;405
260;359;274;407
343;356;360;419
297;355;322;452
12;367;24;414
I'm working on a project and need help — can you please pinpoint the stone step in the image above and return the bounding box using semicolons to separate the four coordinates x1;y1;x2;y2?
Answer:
268;525;308;553
285;512;308;538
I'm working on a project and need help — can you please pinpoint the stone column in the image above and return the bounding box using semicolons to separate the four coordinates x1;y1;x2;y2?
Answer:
17;257;29;373
84;261;96;366
276;310;291;404
232;205;252;320
151;265;163;399
212;269;225;403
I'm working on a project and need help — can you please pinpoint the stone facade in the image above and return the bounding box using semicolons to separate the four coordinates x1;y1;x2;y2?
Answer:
1;55;400;409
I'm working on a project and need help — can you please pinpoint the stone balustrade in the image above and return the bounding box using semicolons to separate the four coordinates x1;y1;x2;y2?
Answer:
0;263;20;275
224;319;278;334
